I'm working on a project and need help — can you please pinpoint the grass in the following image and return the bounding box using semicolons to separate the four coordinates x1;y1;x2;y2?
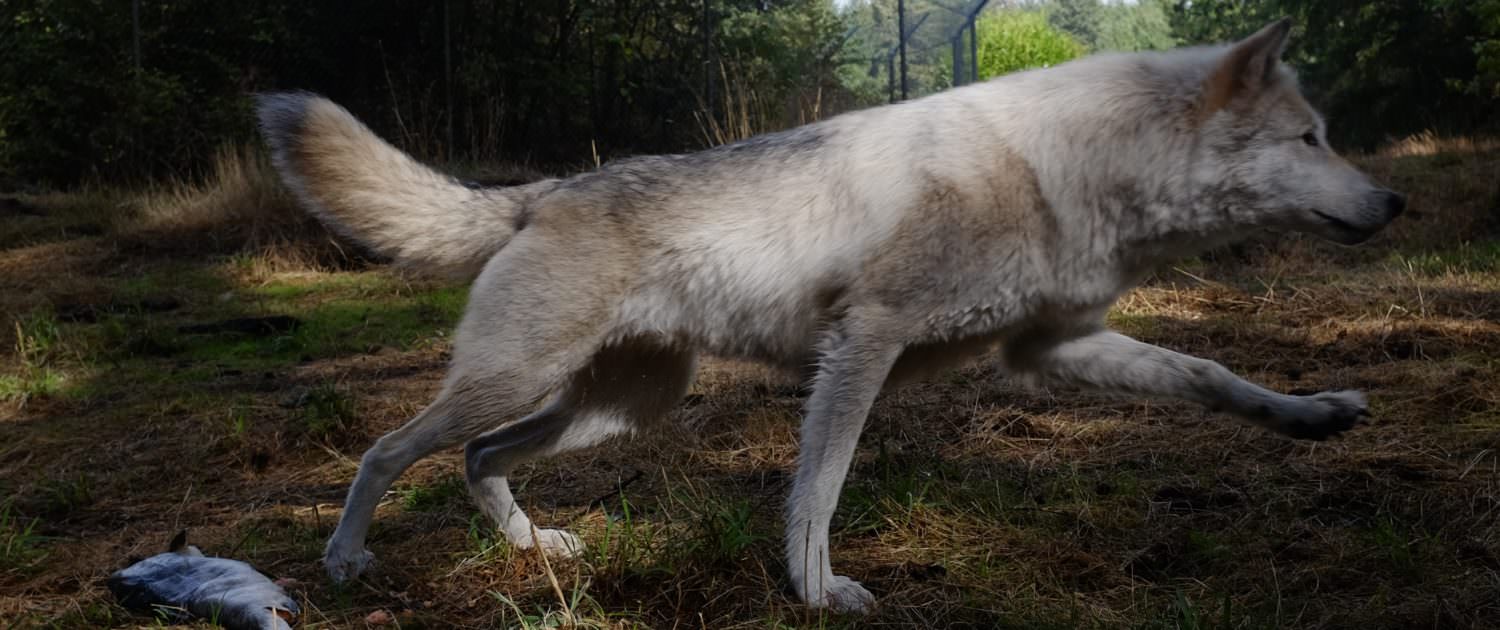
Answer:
299;383;359;439
0;368;66;403
402;473;468;513
0;500;45;574
1;138;1499;628
1390;241;1500;276
0;311;70;404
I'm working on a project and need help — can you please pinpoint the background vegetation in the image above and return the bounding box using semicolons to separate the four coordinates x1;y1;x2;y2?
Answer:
975;10;1085;79
1;0;1496;188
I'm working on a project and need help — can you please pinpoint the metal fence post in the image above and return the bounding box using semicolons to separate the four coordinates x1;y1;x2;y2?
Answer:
444;0;453;161
132;0;141;72
898;0;908;101
887;54;896;103
970;19;979;82
952;36;964;87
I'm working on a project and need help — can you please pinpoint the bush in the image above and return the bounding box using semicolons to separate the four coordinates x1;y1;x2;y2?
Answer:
976;11;1086;80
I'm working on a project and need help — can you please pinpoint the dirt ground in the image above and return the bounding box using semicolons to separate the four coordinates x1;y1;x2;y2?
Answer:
1;139;1497;628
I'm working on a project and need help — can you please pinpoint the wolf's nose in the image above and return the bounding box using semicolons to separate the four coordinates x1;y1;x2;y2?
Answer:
1382;190;1406;217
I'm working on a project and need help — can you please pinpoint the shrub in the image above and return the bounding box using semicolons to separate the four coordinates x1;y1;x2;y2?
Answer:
977;10;1087;80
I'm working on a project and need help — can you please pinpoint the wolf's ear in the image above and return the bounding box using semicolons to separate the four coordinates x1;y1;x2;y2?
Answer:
1202;17;1292;116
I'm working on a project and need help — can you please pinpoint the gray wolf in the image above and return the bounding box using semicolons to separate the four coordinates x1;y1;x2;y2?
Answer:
257;18;1403;613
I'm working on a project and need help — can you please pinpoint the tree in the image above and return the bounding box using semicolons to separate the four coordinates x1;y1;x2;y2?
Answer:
1161;0;1275;47
0;0;871;187
1474;0;1500;99
1096;0;1176;52
1163;0;1499;148
1046;0;1103;50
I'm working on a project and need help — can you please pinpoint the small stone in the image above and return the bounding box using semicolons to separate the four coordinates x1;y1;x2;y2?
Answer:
278;387;310;408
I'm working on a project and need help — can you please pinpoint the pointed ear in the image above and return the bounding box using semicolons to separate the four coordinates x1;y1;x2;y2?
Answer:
1202;18;1293;116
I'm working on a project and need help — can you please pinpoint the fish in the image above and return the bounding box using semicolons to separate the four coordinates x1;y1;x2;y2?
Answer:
108;531;299;630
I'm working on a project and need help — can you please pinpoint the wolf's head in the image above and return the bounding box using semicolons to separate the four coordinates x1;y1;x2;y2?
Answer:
1194;19;1404;245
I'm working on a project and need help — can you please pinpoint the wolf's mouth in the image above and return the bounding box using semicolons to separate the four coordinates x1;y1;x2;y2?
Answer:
1309;209;1380;245
1312;210;1362;234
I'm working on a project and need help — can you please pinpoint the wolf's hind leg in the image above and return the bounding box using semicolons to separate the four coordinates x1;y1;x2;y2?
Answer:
322;346;594;582
324;237;626;582
464;339;696;556
1010;330;1367;439
322;400;461;582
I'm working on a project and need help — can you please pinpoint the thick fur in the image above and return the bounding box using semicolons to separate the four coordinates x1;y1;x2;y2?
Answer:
257;92;560;276
259;19;1403;613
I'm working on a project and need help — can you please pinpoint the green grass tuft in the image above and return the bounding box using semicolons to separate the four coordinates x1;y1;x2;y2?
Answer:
300;382;357;438
0;369;65;402
402;474;469;513
1389;241;1500;275
38;474;92;516
0;501;46;575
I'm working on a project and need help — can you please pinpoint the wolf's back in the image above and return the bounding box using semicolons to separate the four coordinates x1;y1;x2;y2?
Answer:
256;92;549;276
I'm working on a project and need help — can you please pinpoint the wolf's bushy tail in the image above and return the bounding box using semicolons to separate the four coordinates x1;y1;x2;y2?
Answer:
256;92;552;276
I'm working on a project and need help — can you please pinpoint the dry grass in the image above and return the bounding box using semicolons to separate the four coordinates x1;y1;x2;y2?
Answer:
0;137;1497;628
132;148;313;247
3;146;360;276
696;63;773;148
694;61;831;148
1375;131;1500;159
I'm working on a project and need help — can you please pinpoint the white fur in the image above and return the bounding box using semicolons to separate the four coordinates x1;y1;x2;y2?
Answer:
262;19;1401;615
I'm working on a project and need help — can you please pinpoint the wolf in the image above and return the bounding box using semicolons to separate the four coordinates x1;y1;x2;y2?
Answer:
257;18;1403;612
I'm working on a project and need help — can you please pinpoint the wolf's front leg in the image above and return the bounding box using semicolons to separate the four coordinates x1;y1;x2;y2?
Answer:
1016;330;1367;439
786;318;903;613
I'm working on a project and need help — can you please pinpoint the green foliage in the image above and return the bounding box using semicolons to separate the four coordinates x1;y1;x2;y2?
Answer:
0;1;877;187
717;1;851;124
1043;0;1176;53
1288;0;1496;147
0;0;291;186
846;0;987;98
1096;0;1176;52
402;474;468;513
977;10;1086;80
0;370;64;402
0;501;46;575
1160;0;1278;47
12;311;62;367
1474;0;1500;99
1163;0;1500;148
300;382;356;438
1047;0;1104;49
695;498;765;564
2;0;1496;185
2;311;67;402
589;495;663;573
1391;241;1500;276
39;474;92;516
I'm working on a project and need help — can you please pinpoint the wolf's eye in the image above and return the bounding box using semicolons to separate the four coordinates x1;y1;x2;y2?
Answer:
1301;132;1320;147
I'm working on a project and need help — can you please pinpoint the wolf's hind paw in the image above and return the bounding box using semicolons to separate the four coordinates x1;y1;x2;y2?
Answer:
1277;390;1368;440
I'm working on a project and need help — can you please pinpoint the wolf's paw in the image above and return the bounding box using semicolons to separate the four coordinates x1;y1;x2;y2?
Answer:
519;528;585;558
799;574;876;614
1275;390;1369;440
323;545;374;583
